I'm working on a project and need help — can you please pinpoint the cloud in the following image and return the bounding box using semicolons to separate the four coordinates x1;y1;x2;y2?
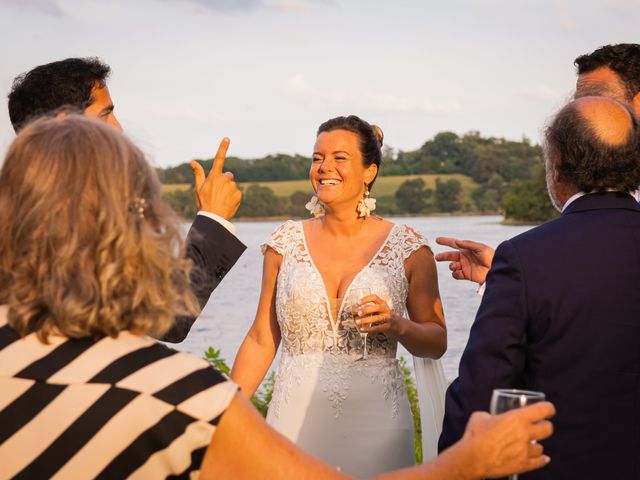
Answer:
265;0;307;12
284;74;462;114
521;84;564;102
143;103;223;123
160;0;262;12
552;1;578;32
360;91;462;115
605;0;638;9
284;73;346;106
160;0;327;13
0;0;64;17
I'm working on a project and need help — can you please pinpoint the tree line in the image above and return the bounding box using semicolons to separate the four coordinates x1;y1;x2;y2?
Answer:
161;131;558;223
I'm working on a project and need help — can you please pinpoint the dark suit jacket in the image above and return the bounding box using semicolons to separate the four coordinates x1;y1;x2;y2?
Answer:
439;192;640;479
160;215;246;343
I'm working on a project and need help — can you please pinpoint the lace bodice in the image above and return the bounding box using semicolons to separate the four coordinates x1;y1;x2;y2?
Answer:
261;220;429;358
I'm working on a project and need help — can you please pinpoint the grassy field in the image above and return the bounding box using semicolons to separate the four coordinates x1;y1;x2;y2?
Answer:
163;173;478;198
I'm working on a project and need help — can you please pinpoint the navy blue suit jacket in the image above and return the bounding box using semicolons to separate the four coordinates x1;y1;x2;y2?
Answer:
439;192;640;479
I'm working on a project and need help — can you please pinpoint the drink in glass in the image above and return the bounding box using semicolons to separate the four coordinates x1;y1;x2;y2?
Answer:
490;389;546;480
349;287;372;360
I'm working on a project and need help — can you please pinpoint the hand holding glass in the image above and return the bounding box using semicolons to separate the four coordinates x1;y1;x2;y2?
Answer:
490;389;546;480
349;287;372;360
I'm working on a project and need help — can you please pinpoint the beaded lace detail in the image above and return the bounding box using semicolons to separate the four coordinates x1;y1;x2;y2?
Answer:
262;220;428;418
261;221;427;356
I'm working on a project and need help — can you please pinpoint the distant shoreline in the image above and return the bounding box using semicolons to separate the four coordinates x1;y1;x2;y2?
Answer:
181;212;542;226
233;211;506;222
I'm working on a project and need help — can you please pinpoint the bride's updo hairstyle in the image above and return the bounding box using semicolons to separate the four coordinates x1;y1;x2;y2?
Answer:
0;115;199;341
317;115;383;189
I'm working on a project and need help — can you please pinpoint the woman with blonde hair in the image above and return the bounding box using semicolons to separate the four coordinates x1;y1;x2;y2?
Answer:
0;114;217;479
0;115;554;479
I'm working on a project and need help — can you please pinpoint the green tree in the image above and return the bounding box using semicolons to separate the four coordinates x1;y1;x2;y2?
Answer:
472;188;500;212
503;170;558;223
163;188;196;219
471;173;506;212
237;184;285;218
395;178;428;213
435;177;463;212
288;190;311;218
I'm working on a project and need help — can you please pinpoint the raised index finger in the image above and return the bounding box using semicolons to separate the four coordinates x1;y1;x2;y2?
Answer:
212;137;231;175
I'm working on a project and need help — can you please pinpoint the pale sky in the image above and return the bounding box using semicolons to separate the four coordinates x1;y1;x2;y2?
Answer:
1;0;639;167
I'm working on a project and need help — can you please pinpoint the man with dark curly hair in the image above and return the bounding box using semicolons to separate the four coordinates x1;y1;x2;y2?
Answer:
8;58;120;132
574;43;640;115
7;58;246;343
439;96;640;478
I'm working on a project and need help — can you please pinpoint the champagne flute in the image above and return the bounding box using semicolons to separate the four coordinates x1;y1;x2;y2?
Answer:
490;389;546;480
349;287;372;361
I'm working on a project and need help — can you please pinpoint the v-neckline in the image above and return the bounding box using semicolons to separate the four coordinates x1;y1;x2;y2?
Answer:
298;221;396;334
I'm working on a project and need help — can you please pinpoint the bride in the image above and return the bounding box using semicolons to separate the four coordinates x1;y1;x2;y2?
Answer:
231;115;447;477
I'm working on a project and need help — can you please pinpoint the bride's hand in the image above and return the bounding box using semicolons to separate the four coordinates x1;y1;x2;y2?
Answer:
354;295;402;335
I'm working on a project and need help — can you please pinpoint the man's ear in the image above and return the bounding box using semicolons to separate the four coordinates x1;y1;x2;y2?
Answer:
55;111;67;120
631;92;640;118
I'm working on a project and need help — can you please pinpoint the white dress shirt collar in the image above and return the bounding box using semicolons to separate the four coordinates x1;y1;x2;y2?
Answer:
561;192;586;212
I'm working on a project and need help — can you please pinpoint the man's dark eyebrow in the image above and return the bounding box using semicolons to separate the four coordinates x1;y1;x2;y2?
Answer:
99;104;114;115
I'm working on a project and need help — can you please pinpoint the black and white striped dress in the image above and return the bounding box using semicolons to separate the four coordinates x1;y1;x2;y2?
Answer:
0;306;237;479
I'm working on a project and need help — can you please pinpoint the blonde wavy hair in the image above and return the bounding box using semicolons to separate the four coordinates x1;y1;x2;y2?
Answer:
0;115;199;341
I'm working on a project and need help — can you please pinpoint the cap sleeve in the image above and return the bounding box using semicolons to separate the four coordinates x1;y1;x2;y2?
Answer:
260;220;296;256
399;224;431;261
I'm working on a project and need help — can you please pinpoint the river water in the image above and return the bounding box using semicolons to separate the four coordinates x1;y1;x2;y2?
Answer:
172;215;532;381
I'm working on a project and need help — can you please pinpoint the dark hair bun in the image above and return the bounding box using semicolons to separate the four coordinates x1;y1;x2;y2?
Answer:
371;124;384;147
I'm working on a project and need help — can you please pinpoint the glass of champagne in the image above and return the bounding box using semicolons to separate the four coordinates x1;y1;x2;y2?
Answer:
490;389;546;480
349;287;372;361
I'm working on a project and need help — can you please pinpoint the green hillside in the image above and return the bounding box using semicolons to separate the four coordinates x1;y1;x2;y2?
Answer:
162;173;478;198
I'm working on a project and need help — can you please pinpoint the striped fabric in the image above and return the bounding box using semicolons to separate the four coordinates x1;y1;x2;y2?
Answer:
0;306;237;479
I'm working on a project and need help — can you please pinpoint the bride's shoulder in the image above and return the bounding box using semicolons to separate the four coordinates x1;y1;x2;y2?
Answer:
394;223;427;242
271;219;300;235
392;224;432;260
261;220;300;256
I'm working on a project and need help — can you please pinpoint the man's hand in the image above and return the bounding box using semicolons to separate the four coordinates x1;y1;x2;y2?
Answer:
461;402;555;479
190;137;242;221
434;237;495;285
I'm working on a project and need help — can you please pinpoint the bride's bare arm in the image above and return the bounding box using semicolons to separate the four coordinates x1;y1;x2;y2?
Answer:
230;247;282;397
399;245;447;357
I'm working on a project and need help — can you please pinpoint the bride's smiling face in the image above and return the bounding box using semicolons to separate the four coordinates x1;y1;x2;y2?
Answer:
310;129;377;210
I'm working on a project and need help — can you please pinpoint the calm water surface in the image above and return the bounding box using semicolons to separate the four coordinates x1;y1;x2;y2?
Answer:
172;215;532;381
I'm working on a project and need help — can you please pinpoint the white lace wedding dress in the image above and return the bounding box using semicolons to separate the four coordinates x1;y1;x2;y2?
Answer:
262;221;446;478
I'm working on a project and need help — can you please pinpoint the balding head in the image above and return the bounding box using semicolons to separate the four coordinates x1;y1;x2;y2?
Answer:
576;96;633;146
544;96;640;209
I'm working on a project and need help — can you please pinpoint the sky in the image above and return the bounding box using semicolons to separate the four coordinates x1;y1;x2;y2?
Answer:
0;0;639;168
